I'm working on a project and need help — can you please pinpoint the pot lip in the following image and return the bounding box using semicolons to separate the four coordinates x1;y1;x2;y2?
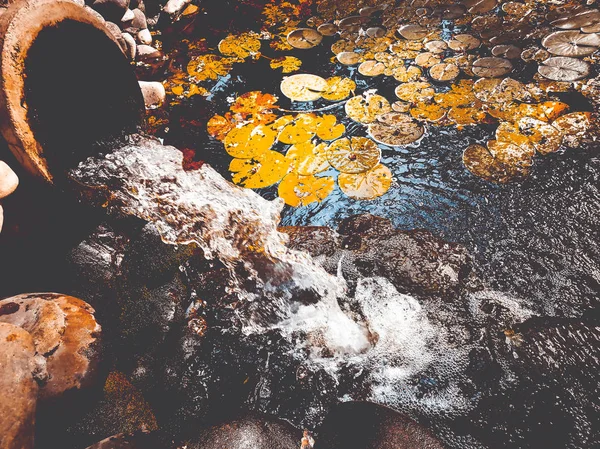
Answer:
0;0;141;183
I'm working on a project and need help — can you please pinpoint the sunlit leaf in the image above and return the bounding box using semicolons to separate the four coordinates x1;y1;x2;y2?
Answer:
278;114;318;144
395;81;434;103
322;77;356;101
230;91;279;124
207;113;235;141
368;112;424;146
278;172;334;206
410;102;447;122
270;56;303;73
518;117;563;155
280;74;328;101
316;114;345;140
345;93;392;124
230;151;290;188
552;111;593;148
338;164;393;200
187;54;234;81
326;136;381;174
224;123;277;158
286;141;330;175
218;33;262;59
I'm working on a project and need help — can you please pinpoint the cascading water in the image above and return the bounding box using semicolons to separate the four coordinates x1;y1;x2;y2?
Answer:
71;135;372;355
69;135;598;448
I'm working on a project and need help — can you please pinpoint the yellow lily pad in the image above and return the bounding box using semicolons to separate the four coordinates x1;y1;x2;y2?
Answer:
278;173;335;206
280;74;328;101
230;150;290;188
338;164;393;200
224;123;277;158
345;93;392;124
327;136;381;174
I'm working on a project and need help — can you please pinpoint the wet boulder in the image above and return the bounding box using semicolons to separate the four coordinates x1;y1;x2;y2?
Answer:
0;322;39;449
0;160;18;199
186;413;302;449
0;293;101;400
92;0;130;24
315;401;445;449
281;214;475;298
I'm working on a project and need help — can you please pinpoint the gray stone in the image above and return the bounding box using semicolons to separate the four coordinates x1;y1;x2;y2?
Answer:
92;0;130;24
122;32;136;59
136;28;152;45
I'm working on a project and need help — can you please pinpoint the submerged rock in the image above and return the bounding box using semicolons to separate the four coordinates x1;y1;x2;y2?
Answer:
138;81;165;109
0;293;102;400
186;413;302;449
0;322;38;449
282;213;476;298
315;401;445;449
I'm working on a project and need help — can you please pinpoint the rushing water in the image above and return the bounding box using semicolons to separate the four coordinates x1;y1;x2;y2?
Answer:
68;130;600;448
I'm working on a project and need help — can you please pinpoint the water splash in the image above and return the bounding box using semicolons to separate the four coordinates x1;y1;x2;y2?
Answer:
71;135;371;354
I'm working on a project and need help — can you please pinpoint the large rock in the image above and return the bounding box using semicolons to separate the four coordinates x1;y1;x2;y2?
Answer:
186;413;302;449
0;293;101;400
315;402;445;449
281;214;475;298
0;322;38;449
92;0;130;23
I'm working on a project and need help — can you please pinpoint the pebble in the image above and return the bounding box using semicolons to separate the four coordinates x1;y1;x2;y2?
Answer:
131;8;147;30
0;160;18;199
137;28;152;45
163;0;191;16
0;293;102;400
122;32;137;59
138;81;165;109
136;44;162;60
0;322;38;449
121;8;135;23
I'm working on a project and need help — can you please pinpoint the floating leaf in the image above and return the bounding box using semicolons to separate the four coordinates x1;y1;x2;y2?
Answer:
368;112;424;146
338;164;393;200
316;114;345;140
287;28;323;49
230;91;279;124
425;40;448;54
398;24;430;40
448;34;481;51
327;136;381;173
286;141;330;175
392;65;422;82
270;56;303;73
395;81;435;103
448;106;487;126
463;142;532;184
230;151;290;188
280;74;328;101
542;30;600;57
278;173;334;206
322;77;356;100
358;60;386;77
207;113;235;141
336;51;361;65
538;57;590;81
429;62;460;82
410;102;447;122
224;123;277;158
552;112;593;147
415;52;442;68
472;57;513;78
518;117;563;155
187;54;233;81
278;114;318;144
218;33;261;59
345;93;392;124
473;77;527;103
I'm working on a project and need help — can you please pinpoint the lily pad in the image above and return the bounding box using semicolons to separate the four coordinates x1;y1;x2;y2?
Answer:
278;173;334;206
345;93;392;124
230;151;290;188
367;112;424;146
287;28;323;49
280;74;328;101
430;62;460;82
326;137;381;173
542;30;600;57
538;57;590;81
472;57;513;77
338;164;393;200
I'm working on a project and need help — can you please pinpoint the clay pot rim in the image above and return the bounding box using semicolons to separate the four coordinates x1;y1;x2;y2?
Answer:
0;0;120;183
